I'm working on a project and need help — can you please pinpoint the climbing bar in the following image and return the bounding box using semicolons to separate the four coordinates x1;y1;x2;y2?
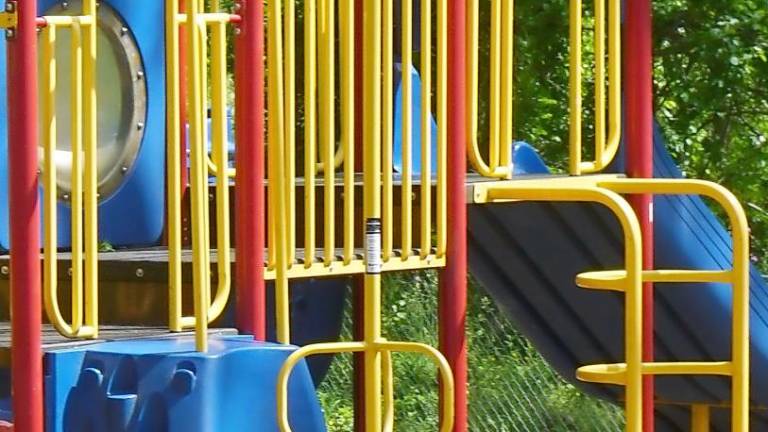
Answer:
473;182;644;431
166;0;237;351
40;1;99;340
467;0;513;178
275;341;455;432
569;0;621;175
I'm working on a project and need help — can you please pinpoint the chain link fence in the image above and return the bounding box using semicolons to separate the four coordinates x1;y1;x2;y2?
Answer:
316;271;625;431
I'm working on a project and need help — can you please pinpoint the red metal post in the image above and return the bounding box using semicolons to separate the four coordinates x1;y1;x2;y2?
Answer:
234;0;266;339
7;0;44;430
625;0;655;430
439;0;468;430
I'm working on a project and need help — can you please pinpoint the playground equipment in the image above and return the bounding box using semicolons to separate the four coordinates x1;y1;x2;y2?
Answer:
0;0;759;431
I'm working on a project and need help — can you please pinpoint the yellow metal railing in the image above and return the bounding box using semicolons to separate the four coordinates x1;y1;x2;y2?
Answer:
473;177;750;432
166;0;238;351
272;0;453;429
40;1;99;339
569;0;621;175
467;0;513;178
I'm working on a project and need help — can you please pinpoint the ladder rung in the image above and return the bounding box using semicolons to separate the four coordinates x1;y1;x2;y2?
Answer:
575;269;732;291
577;361;732;385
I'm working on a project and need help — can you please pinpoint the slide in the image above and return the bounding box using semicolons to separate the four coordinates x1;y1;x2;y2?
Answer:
468;130;768;431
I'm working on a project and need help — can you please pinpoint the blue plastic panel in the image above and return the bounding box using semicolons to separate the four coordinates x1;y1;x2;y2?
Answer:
45;336;327;432
0;0;166;249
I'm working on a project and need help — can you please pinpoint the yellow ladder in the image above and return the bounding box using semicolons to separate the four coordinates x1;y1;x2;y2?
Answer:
473;176;750;432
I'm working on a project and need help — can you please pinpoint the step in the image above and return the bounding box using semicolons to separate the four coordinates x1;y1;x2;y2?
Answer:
576;361;732;386
575;269;732;291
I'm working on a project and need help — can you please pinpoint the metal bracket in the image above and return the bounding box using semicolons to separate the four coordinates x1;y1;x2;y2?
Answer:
1;1;18;39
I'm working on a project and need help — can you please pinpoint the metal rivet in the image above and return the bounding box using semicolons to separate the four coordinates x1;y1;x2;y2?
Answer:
135;268;144;278
234;2;242;11
67;268;73;276
120;26;129;36
5;29;15;40
234;27;242;36
121;166;129;174
136;70;144;80
0;266;9;276
62;194;70;201
5;2;15;13
61;2;69;9
136;122;145;131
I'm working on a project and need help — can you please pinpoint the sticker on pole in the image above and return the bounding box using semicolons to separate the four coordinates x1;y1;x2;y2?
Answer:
366;218;382;274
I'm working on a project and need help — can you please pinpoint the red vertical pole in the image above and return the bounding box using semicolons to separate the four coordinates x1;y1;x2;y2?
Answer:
439;0;468;430
234;0;266;339
625;0;655;430
7;0;44;430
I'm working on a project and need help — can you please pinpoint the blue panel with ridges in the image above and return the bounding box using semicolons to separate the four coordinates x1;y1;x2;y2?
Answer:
44;336;326;432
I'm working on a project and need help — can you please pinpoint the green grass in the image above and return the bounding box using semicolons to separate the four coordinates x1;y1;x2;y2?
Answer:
316;271;625;431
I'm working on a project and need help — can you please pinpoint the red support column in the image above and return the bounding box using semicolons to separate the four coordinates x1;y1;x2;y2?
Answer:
625;0;655;430
234;0;266;339
7;1;44;430
439;0;468;430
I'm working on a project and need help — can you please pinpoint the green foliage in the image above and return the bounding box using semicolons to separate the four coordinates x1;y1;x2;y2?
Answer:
317;274;624;431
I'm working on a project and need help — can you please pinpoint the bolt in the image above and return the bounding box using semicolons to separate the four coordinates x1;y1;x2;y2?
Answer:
234;27;241;36
62;193;70;201
5;2;15;13
234;2;242;11
121;166;129;174
137;122;145;131
61;2;69;9
136;70;144;80
0;266;9;276
5;29;14;40
120;26;128;36
135;268;144;278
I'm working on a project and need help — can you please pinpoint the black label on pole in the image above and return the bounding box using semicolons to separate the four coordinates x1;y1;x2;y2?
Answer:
365;218;382;274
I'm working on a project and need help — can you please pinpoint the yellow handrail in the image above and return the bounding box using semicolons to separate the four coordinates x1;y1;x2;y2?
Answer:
166;0;235;351
474;177;750;431
569;0;621;175
41;2;99;340
466;0;513;179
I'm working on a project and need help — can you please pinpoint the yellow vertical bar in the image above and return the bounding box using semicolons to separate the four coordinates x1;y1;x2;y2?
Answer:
382;349;395;432
400;0;413;260
83;0;99;337
569;0;582;175
625;222;643;432
419;0;431;259
435;0;446;256
268;0;290;344
166;0;183;331
605;0;621;168
500;0;513;171
340;0;354;264
304;0;317;267
594;0;606;166
208;20;231;320
70;21;84;334
199;23;212;318
42;25;61;334
382;0;393;262
363;0;383;426
691;405;710;432
187;0;209;352
319;0;335;265
284;0;296;266
488;0;500;171
731;198;750;431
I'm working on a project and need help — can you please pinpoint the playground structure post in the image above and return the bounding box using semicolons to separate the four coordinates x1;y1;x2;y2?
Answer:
625;0;655;430
7;0;44;430
439;0;468;430
234;0;266;339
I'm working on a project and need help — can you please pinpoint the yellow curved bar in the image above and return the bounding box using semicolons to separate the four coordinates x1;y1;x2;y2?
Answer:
276;342;366;432
598;178;750;431
481;184;643;432
466;0;512;179
570;0;621;174
41;8;100;340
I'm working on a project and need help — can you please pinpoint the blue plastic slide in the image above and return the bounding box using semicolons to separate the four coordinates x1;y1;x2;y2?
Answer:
468;131;768;431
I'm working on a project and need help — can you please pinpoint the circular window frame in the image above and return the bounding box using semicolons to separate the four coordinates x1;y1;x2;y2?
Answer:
42;1;148;202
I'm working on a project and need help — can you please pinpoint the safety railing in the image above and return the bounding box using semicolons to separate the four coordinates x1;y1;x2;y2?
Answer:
40;1;100;339
467;0;621;178
272;0;454;429
569;0;621;175
166;0;240;351
472;177;750;432
467;0;513;178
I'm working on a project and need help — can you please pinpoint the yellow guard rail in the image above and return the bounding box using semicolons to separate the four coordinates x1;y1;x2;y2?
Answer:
166;0;239;351
473;177;750;432
40;1;99;339
272;0;454;429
